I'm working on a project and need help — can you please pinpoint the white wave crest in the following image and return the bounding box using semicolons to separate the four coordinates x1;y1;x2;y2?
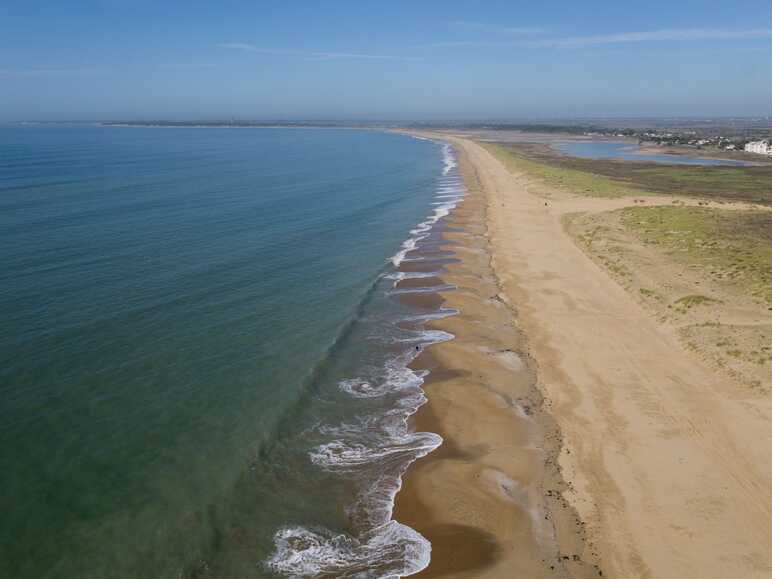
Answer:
384;270;440;283
401;308;459;322
339;362;427;399
266;521;431;578
391;236;420;267
390;283;456;295
441;143;457;175
310;430;441;471
398;329;455;345
387;142;464;267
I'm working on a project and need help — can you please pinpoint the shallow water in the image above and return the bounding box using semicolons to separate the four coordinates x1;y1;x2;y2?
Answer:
554;140;750;166
0;127;462;577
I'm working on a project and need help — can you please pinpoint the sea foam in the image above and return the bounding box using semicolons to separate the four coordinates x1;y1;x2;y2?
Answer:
442;143;457;175
388;143;464;268
266;521;430;579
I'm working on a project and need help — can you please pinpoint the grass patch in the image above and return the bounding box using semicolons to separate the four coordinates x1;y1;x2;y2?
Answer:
575;224;609;247
636;167;772;204
639;287;665;302
604;258;632;280
621;206;772;303
483;143;644;198
673;294;722;311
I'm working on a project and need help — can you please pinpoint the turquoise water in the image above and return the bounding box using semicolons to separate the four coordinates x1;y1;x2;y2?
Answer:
554;140;750;166
0;127;462;577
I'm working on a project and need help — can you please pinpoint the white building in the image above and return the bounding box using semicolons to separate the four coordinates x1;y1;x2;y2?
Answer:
744;140;772;155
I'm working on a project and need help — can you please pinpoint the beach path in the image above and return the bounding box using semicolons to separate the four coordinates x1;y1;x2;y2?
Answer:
453;136;772;579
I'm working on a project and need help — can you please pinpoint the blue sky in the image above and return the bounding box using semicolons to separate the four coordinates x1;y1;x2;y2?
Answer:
1;0;771;120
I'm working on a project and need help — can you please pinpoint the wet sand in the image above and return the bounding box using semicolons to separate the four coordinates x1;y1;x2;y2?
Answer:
393;146;598;578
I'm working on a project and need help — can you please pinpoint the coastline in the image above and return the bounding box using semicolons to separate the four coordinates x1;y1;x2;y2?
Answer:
408;134;772;579
393;136;597;577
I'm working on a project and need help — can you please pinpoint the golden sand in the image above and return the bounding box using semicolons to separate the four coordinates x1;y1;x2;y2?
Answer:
394;147;598;578
395;133;772;578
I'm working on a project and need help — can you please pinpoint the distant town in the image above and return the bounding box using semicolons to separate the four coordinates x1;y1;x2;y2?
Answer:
589;129;771;156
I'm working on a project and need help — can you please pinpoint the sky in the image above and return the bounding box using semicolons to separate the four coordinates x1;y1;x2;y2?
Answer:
1;0;771;121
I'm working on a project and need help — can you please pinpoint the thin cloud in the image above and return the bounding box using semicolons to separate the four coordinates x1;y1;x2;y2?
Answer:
308;52;412;61
216;42;261;51
217;42;411;60
426;40;508;49
157;62;218;70
0;67;103;78
429;27;772;51
502;27;548;36
216;43;298;56
445;21;547;36
526;28;772;48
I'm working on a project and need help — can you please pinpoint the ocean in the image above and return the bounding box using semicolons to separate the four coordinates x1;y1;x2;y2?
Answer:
0;126;463;577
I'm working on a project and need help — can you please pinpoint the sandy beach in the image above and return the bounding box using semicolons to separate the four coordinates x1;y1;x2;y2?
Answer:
393;142;598;578
395;133;772;578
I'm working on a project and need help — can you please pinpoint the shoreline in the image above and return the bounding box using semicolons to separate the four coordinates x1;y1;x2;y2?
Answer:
266;140;465;578
393;137;597;577
423;134;772;578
